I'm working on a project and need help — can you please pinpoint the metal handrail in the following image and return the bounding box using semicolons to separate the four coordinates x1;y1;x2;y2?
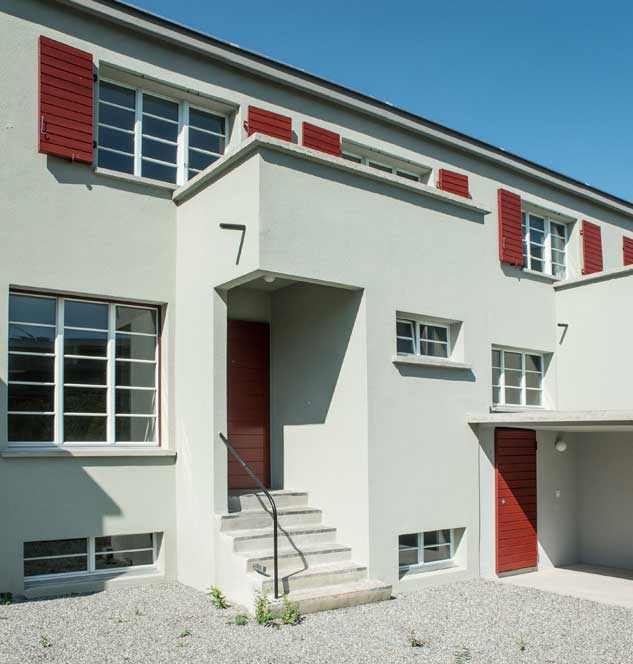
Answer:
219;432;280;599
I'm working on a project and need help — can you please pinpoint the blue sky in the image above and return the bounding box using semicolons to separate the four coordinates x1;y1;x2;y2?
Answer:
130;0;633;201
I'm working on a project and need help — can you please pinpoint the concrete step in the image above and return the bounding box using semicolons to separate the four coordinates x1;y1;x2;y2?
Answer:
229;525;337;553
252;561;368;595
270;579;392;616
243;543;352;574
228;490;308;513
220;506;322;532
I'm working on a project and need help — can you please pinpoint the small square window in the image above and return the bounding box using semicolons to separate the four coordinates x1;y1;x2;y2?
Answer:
396;319;450;359
491;348;544;407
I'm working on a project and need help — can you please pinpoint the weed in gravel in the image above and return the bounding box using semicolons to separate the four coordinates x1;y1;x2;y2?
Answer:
179;629;192;638
454;646;472;663
176;641;190;648
134;608;143;617
517;635;527;652
254;589;274;625
280;595;303;626
113;615;128;624
39;635;52;649
0;593;12;606
408;630;429;648
234;614;249;626
209;586;228;609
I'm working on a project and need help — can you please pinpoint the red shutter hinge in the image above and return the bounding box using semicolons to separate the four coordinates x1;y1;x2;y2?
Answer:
40;114;47;139
243;120;249;132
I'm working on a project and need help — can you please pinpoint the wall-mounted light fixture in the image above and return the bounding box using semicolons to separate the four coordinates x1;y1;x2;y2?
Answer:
263;275;276;284
554;437;567;453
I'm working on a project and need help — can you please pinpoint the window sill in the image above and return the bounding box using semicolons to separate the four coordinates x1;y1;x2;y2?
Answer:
490;405;545;413
93;167;178;192
392;354;472;370
24;567;164;598
520;268;562;283
399;561;460;579
1;447;176;459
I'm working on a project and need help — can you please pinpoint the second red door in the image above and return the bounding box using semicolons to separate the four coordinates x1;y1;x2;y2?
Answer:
227;320;270;489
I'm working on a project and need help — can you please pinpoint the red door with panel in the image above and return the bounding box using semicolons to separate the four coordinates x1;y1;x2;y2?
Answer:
227;320;270;489
495;428;537;574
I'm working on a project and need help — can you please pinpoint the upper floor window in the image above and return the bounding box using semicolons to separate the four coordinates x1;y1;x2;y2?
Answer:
522;212;567;278
492;348;543;407
97;80;227;185
342;151;421;182
397;319;449;358
8;292;159;445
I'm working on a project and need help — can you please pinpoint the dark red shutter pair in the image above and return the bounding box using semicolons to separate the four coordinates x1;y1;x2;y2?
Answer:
246;106;341;157
498;188;605;275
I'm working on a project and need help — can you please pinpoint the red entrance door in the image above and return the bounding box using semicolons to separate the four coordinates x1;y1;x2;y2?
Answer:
495;428;537;574
227;320;270;489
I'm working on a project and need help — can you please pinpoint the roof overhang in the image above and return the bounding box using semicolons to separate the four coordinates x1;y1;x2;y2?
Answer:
50;0;633;219
468;410;633;432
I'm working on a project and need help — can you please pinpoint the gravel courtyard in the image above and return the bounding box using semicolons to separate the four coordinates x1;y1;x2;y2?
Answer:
1;579;632;664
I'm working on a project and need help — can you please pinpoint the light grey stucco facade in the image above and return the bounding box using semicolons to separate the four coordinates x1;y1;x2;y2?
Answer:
1;0;633;608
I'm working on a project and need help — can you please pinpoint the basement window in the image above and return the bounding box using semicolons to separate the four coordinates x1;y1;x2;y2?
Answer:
492;348;543;407
397;319;449;358
7;292;160;446
24;534;157;580
399;530;454;570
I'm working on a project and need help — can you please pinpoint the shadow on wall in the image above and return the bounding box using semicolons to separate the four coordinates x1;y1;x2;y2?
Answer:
269;283;362;487
394;364;475;383
45;156;174;200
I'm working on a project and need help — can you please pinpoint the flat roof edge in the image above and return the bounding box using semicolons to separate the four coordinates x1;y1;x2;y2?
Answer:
173;133;492;214
468;410;633;426
554;264;633;291
53;0;633;218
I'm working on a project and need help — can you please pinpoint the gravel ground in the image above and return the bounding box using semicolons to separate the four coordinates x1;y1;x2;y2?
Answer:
1;579;632;664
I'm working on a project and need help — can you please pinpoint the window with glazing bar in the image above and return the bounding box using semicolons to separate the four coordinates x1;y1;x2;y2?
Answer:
521;211;567;278
491;348;543;407
8;292;159;445
399;530;454;569
97;80;228;184
396;319;450;358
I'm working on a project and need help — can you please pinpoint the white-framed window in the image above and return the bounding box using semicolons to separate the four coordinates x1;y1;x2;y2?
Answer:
8;292;160;446
396;319;450;358
342;151;421;182
97;79;228;185
23;533;157;580
492;348;543;407
522;211;567;278
399;530;454;569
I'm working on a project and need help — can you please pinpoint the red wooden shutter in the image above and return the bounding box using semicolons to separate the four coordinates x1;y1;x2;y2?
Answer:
623;237;633;266
497;189;524;266
301;122;340;156
581;220;603;274
38;36;94;163
246;106;292;142
437;169;470;198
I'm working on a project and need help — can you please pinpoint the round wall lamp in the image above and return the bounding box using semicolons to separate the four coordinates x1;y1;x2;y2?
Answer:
554;438;567;453
263;275;276;284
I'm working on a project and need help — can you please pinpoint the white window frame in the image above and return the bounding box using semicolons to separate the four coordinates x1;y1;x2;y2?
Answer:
396;318;450;358
342;151;421;182
97;78;229;186
492;347;544;408
522;211;568;278
23;534;158;582
8;292;160;447
398;529;455;571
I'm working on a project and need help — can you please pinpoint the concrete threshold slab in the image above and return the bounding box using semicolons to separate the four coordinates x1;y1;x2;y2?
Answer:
499;564;633;609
